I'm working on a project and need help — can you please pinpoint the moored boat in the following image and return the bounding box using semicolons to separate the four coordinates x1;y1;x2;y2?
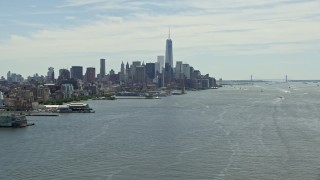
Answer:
57;103;95;113
0;113;34;128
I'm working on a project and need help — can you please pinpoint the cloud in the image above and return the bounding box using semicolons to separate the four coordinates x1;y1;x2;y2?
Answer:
1;0;320;78
65;16;76;20
9;20;45;28
29;5;37;8
58;0;108;7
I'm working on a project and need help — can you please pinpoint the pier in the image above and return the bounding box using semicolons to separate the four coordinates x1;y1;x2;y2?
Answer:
26;113;59;116
115;96;161;100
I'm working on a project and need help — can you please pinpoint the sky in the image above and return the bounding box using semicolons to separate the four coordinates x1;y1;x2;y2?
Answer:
0;0;320;80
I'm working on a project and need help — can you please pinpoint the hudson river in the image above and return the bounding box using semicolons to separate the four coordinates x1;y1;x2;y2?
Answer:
1;83;320;179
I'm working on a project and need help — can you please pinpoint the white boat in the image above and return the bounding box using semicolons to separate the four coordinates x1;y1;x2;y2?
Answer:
57;103;95;113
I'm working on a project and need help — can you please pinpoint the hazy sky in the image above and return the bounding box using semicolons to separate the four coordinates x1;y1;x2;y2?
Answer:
0;0;320;80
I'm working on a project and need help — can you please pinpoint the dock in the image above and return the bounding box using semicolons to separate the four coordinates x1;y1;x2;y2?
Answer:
116;96;146;99
26;113;59;116
116;96;161;100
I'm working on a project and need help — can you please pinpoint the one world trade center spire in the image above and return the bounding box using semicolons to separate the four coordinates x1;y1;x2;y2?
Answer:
165;28;173;68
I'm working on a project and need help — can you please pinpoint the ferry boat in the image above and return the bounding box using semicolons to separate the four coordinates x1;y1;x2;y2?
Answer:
171;91;182;95
57;103;95;113
144;93;156;99
144;92;161;99
0;113;34;128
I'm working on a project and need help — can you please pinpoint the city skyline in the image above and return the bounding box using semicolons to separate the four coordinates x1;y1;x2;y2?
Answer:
1;0;320;80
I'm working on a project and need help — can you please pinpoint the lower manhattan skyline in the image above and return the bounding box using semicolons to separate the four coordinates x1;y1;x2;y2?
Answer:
1;0;320;80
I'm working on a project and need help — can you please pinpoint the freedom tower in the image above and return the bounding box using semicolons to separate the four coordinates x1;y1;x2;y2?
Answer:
165;28;173;67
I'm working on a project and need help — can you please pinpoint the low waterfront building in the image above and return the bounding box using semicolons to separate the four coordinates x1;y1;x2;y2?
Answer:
3;87;36;111
37;86;51;102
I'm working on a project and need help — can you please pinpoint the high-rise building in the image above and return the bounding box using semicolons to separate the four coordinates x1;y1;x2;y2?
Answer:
7;71;11;81
131;61;141;80
121;61;125;75
189;66;195;79
110;69;115;75
71;66;83;80
132;61;141;70
193;70;201;79
9;73;24;83
145;63;155;80
126;62;130;81
47;67;55;82
157;56;164;73
135;66;145;84
155;62;160;74
58;69;70;80
175;61;183;79
126;62;130;70
182;64;191;79
164;63;173;85
120;61;125;82
109;69;118;83
100;59;106;80
86;67;96;82
201;79;210;89
165;29;173;67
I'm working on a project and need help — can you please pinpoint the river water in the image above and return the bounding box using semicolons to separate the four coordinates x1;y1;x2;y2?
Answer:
1;83;320;179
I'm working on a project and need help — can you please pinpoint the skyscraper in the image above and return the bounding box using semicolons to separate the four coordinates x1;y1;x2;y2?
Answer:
131;61;141;80
47;67;55;82
100;59;106;80
7;71;11;80
58;69;70;80
164;63;173;85
86;67;96;82
145;63;156;80
120;61;125;82
155;62;160;75
165;29;173;67
175;61;183;79
157;56;164;73
182;64;191;79
71;66;83;80
126;62;130;80
135;66;145;84
121;61;125;74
